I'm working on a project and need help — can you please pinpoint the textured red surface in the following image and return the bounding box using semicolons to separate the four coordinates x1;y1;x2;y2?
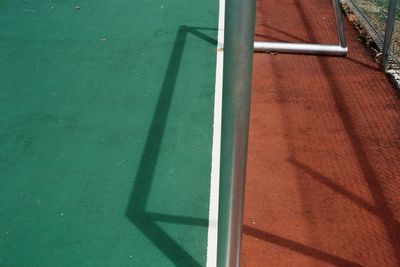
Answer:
242;0;400;266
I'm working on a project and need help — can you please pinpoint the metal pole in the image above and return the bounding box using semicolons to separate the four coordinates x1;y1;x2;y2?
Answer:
332;0;347;48
381;0;397;71
217;0;256;265
254;42;347;55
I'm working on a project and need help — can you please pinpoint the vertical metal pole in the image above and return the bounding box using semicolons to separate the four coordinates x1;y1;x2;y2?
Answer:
217;0;256;266
381;0;397;71
332;0;347;48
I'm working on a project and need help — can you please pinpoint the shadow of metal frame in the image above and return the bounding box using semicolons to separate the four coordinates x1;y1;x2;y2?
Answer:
125;25;217;267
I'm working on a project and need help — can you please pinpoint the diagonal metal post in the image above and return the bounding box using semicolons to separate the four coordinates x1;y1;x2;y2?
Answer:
380;0;397;71
217;0;257;266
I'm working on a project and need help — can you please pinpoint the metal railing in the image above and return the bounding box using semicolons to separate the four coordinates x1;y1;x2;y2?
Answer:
254;0;348;56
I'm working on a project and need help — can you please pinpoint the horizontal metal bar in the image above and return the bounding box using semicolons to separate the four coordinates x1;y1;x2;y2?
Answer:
254;42;348;56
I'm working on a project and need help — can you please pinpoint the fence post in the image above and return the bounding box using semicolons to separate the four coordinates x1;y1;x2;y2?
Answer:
217;0;257;266
381;0;397;71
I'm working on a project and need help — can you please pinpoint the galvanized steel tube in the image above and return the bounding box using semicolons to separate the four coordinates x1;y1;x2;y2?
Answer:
333;0;347;48
217;0;256;265
381;0;397;70
254;42;348;55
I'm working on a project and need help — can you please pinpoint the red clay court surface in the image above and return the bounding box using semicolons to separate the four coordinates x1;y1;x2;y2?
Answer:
242;0;400;266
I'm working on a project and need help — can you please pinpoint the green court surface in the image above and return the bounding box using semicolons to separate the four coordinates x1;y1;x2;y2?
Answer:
0;1;219;266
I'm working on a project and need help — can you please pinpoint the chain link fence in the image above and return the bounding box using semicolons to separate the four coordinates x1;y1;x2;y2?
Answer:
343;0;399;73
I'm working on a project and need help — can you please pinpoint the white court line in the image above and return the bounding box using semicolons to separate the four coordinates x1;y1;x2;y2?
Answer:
206;0;225;265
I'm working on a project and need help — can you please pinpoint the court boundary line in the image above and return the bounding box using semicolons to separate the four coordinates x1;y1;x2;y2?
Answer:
206;0;225;265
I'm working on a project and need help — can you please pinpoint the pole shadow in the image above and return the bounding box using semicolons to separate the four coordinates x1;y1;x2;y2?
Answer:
251;1;400;264
125;25;217;266
287;157;378;215
344;57;380;72
243;225;363;267
255;25;309;43
293;1;400;263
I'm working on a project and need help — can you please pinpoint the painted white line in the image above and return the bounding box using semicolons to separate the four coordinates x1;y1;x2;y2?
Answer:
206;0;225;265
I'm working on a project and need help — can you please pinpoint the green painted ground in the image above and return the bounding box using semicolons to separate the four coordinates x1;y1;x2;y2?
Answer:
0;1;218;266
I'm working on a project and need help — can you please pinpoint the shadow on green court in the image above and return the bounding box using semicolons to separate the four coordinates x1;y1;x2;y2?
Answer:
125;25;216;266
